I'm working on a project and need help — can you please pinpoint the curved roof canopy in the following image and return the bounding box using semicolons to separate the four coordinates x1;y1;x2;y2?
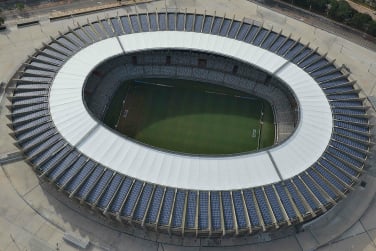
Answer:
49;31;332;190
9;12;370;236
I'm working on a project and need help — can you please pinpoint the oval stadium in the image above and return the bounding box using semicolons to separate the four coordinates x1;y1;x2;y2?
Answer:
1;1;376;250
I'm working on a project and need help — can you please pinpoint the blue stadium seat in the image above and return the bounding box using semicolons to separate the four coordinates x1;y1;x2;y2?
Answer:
300;173;327;205
314;163;347;192
47;150;79;181
73;28;92;44
158;13;167;31
305;58;330;73
110;18;123;35
264;186;285;222
120;16;132;34
56;155;87;188
243;189;261;227
307;169;337;200
83;25;99;41
210;16;222;34
171;190;185;228
222;191;234;230
284;43;304;60
147;13;157;31
97;174;123;209
210;191;221;231
34;144;70;171
253;28;268;46
292;177;319;211
316;72;344;82
198;191;209;230
56;37;79;52
232;191;248;229
121;180;143;217
185;191;197;229
277;39;294;55
285;180;307;215
323;153;359;177
244;25;259;43
194;15;204;32
274;183;297;219
108;178;133;213
145;186;164;224
65;161;96;193
130;15;141;33
236;23;251;41
133;183;153;221
101;20;116;37
139;14;149;32
254;188;273;225
85;169;113;204
158;188;174;226
92;22;107;38
167;13;175;31
228;21;240;38
76;165;104;199
176;13;185;31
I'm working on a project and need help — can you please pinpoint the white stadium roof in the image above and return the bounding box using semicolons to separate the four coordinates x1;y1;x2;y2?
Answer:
49;31;333;190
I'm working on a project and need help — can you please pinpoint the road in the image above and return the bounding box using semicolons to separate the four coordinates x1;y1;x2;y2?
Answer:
0;0;122;21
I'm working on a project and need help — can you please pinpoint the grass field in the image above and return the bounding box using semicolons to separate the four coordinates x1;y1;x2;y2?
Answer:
103;78;275;155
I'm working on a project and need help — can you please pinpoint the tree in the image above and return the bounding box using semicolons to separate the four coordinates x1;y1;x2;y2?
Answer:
328;0;354;22
295;0;310;8
367;20;376;36
0;9;4;26
311;0;328;13
349;12;372;30
15;3;25;12
328;0;339;18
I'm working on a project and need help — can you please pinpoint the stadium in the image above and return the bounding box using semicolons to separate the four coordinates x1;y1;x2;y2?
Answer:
1;1;376;250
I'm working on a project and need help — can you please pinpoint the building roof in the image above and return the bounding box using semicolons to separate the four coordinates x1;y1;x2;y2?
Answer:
50;31;332;190
9;12;370;236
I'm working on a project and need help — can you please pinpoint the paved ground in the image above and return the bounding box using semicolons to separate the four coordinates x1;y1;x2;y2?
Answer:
0;0;149;22
345;0;376;21
0;0;375;250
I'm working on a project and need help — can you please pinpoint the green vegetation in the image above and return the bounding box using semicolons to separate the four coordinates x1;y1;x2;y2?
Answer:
294;0;311;8
104;78;275;155
329;0;354;21
368;20;376;35
328;0;376;35
311;0;328;11
0;9;4;26
284;0;376;37
350;0;376;10
349;12;372;29
15;3;25;11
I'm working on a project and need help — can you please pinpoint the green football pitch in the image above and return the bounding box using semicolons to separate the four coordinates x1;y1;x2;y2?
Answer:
103;78;275;155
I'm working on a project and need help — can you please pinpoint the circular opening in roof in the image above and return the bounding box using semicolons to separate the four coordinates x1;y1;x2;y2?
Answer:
84;49;298;156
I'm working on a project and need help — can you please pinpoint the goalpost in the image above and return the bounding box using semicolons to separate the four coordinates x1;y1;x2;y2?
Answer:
115;84;132;129
256;101;265;150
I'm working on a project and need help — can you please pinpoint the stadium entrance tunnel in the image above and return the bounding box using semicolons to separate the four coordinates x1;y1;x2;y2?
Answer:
83;50;298;156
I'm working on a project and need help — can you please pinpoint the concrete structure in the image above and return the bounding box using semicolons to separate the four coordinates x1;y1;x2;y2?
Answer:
0;0;375;250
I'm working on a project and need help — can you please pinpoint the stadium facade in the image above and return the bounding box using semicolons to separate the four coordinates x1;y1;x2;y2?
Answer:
7;12;371;238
